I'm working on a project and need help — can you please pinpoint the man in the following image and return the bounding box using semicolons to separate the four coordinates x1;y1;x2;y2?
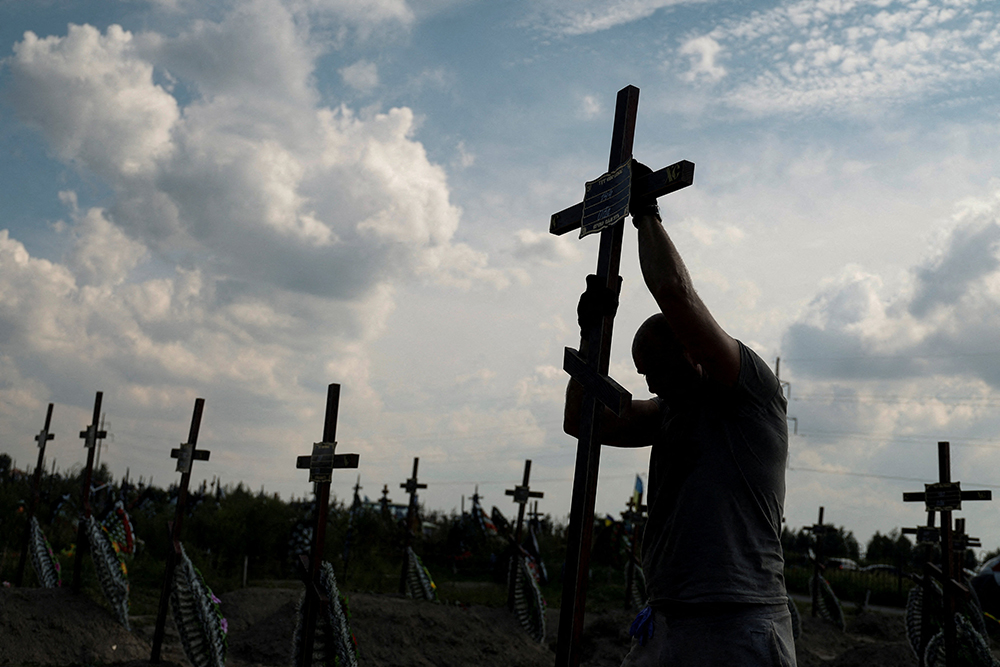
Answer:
564;162;795;666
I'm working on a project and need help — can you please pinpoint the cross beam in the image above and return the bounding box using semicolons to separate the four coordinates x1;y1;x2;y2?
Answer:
903;442;991;667
151;398;208;663
295;384;359;667
73;391;107;592
552;85;694;667
15;403;55;586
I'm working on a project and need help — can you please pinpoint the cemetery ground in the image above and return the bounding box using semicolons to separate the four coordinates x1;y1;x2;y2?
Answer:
3;462;1000;666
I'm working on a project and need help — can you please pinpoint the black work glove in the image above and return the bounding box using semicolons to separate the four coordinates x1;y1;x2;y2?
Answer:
577;273;622;338
630;159;659;223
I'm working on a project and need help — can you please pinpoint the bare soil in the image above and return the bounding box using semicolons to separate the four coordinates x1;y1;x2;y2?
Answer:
0;585;965;667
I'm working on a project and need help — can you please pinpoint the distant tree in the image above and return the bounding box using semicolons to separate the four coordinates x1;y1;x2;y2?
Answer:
0;453;10;480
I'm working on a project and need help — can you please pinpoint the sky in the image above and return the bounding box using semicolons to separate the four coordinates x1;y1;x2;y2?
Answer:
2;0;1000;555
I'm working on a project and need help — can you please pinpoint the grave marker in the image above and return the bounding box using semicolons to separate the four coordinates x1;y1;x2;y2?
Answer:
72;391;107;592
398;457;427;595
15;403;55;586
379;483;392;517
622;491;646;610
505;460;544;610
803;506;834;617
294;384;360;667
151;398;209;663
903;441;991;667
550;84;694;667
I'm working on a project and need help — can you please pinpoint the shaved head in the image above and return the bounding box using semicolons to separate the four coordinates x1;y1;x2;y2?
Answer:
631;313;702;401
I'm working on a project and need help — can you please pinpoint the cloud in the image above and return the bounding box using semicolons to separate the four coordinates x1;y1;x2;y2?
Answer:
524;0;704;36
782;184;1000;388
675;0;1000;115
0;2;511;477
511;229;582;266
679;35;725;81
340;59;379;93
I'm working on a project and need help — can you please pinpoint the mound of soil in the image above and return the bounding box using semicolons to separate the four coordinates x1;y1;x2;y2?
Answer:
4;584;985;667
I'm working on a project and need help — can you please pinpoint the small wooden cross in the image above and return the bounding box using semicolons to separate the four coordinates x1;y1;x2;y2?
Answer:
551;85;694;667
151;398;208;663
527;500;543;525
903;442;992;667
15;403;55;586
623;489;646;610
73;391;107;592
505;459;544;545
379;483;392;516
802;506;835;617
398;457;427;594
294;384;359;667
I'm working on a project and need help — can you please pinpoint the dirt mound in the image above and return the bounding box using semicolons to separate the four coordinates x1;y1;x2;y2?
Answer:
1;585;968;667
0;588;151;666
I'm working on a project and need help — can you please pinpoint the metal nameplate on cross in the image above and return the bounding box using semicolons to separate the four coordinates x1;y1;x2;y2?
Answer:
296;442;359;483
550;85;695;667
79;424;107;450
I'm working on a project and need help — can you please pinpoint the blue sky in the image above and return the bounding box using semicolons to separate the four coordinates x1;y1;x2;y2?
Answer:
2;0;1000;553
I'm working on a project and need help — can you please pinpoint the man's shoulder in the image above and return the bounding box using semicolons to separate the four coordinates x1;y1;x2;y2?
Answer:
734;341;784;409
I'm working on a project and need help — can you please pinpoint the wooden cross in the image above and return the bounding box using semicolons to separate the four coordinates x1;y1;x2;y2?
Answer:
15;403;55;586
151;398;209;663
505;460;544;610
527;500;543;525
351;475;363;509
903;441;991;667
342;475;364;586
73;391;107;592
551;85;694;667
802;506;835;617
622;489;646;610
398;457;427;595
505;459;544;545
294;384;360;667
379;483;392;516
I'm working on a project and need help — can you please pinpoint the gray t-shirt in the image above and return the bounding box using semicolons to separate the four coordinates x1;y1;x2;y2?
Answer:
641;340;788;606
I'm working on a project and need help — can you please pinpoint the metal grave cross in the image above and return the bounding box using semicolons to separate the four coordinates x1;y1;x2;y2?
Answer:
398;457;427;594
294;384;360;667
550;84;695;667
379;483;392;516
15;403;55;586
903;441;991;667
151;398;209;663
73;391;108;592
505;459;544;545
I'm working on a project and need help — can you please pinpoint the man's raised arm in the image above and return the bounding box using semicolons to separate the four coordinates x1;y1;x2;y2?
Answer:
631;168;741;386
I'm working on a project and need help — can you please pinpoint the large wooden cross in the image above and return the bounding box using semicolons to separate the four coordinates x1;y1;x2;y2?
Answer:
550;84;694;667
151;398;209;663
903;441;991;667
802;506;834;617
72;391;107;592
398;457;427;594
15;403;55;586
295;383;360;667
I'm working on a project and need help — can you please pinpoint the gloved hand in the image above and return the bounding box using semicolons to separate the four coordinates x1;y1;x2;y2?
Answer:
577;273;622;337
630;159;659;222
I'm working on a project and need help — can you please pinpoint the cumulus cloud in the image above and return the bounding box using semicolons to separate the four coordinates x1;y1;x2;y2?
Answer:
511;229;582;266
0;0;510;465
340;59;379;92
783;185;1000;388
676;0;1000;115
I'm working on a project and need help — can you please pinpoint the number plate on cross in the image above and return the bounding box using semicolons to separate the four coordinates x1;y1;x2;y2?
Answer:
580;161;631;239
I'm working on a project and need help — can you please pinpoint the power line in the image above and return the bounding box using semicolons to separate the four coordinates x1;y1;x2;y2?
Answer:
788;465;1000;489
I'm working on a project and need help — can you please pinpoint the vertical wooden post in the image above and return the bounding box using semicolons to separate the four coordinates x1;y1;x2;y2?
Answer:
151;398;207;663
73;391;106;592
15;403;54;587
